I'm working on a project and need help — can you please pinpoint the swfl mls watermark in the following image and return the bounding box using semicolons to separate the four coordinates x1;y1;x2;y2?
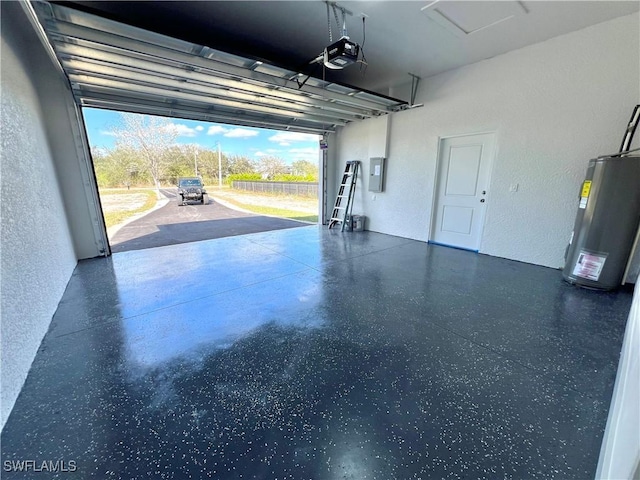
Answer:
3;460;77;473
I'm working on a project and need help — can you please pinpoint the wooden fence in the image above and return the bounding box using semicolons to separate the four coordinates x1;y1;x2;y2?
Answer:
232;181;318;197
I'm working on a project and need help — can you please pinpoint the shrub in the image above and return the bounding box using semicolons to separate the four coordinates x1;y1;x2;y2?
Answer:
271;174;317;182
226;173;263;184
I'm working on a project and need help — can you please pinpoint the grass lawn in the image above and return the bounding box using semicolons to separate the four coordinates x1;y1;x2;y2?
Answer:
99;189;158;228
222;199;318;223
211;187;318;223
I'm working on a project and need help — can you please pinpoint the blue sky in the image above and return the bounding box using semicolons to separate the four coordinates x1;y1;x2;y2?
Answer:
82;108;321;164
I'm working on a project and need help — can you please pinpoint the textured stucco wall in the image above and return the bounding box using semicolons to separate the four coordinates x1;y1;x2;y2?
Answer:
1;3;77;430
334;13;640;268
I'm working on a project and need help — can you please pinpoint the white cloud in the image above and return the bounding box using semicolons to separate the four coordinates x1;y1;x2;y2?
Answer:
195;125;204;131
162;123;201;137
100;130;118;137
287;146;319;163
224;128;259;139
207;126;229;135
254;151;268;157
289;147;318;154
268;131;319;146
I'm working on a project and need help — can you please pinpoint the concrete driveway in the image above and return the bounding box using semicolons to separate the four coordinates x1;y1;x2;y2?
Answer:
109;189;311;253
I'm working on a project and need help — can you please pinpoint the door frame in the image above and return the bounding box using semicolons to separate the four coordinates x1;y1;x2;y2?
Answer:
429;131;497;252
319;134;328;225
73;103;111;257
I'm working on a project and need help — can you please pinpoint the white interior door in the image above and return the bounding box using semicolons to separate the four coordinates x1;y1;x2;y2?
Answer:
431;133;495;251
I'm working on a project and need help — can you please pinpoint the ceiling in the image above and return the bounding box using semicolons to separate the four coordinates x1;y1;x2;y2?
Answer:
56;0;639;97
32;1;638;134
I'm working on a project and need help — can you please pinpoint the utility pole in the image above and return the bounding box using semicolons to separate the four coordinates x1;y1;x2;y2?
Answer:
194;147;198;177
218;142;222;187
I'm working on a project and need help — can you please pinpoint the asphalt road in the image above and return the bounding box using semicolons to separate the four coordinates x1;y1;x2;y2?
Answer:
109;188;310;253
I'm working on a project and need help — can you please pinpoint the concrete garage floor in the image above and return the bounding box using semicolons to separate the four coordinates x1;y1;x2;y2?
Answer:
1;226;632;479
109;189;310;253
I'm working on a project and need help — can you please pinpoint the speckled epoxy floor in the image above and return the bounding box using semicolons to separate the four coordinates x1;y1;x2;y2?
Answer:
1;226;633;479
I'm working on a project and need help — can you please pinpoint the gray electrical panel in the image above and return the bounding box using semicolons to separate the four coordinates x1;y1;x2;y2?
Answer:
369;157;385;192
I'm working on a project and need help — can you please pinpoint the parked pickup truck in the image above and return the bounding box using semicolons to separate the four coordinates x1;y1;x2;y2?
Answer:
177;177;208;205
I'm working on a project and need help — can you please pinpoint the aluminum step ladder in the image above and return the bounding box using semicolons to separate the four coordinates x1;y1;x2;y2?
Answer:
329;161;359;231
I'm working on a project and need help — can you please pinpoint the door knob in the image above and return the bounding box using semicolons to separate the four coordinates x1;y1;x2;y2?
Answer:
480;199;485;203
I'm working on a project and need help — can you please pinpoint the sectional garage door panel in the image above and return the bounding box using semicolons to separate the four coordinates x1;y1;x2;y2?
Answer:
32;2;407;134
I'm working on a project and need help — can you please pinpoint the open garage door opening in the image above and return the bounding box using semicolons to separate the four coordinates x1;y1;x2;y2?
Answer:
84;108;321;253
29;0;405;255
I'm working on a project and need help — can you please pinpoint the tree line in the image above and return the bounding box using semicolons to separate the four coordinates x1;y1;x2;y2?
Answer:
92;113;318;188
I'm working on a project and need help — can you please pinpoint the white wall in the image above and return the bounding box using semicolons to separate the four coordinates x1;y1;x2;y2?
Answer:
0;3;78;430
39;78;107;260
596;283;640;478
334;13;640;268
